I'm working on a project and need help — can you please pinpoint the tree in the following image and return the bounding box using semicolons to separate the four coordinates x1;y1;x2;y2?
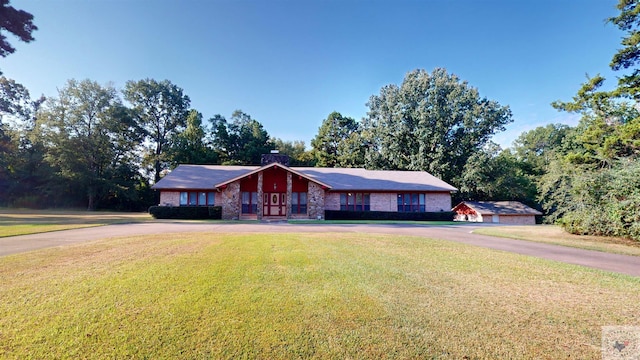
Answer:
167;109;215;166
539;158;640;239
552;75;640;167
273;138;315;166
123;79;190;182
0;76;31;165
458;143;537;204
231;110;273;165
363;68;512;184
311;111;361;167
38;79;142;210
511;123;572;176
609;0;640;98
209;110;273;165
540;0;640;238
208;113;231;163
0;76;48;207
0;0;37;64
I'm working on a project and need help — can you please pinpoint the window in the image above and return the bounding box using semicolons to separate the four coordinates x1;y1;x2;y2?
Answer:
179;191;215;206
397;193;426;212
242;191;258;213
339;192;370;211
292;192;307;214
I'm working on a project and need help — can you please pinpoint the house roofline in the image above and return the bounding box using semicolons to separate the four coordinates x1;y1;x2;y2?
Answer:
213;162;333;190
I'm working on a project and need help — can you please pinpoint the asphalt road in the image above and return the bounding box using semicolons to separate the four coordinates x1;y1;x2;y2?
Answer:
1;222;639;277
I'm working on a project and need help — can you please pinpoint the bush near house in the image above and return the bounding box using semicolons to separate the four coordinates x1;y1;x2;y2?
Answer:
148;206;222;220
325;210;454;221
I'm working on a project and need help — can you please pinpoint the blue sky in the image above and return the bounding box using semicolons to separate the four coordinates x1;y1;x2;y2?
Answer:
3;0;625;148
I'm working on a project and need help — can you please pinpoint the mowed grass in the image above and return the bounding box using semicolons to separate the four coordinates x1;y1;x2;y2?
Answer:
474;225;640;257
0;209;151;237
1;232;639;359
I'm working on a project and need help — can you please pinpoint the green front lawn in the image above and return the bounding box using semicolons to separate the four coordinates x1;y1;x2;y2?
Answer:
1;232;638;359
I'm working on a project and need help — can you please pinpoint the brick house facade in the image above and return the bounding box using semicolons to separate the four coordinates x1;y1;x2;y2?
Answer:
153;156;457;220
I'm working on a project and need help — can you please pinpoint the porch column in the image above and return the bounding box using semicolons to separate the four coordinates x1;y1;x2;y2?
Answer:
286;172;292;218
257;171;263;220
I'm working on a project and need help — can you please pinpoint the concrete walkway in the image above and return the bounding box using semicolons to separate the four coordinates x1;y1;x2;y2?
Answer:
1;222;639;277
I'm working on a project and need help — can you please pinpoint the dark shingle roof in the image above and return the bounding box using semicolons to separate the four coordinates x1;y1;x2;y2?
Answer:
153;164;457;192
152;165;256;189
454;201;542;215
295;167;457;192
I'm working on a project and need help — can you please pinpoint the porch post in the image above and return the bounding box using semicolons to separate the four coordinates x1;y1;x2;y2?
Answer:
257;171;263;220
286;172;292;219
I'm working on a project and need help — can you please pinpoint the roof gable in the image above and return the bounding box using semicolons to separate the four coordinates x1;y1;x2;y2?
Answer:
213;162;332;189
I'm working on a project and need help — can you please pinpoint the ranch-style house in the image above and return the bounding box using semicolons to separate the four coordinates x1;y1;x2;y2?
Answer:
152;153;457;221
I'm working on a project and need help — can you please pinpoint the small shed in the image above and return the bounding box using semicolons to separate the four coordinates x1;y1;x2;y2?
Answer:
452;201;542;225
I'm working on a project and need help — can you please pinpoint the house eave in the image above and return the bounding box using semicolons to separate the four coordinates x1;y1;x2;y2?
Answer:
213;162;333;190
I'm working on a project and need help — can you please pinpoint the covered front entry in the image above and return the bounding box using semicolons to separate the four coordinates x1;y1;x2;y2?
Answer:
261;165;288;219
213;161;325;220
263;192;286;216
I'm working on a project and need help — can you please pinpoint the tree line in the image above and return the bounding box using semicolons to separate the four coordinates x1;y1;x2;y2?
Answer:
1;0;638;241
0;70;514;211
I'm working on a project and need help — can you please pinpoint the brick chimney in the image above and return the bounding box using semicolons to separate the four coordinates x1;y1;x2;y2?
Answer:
261;150;290;166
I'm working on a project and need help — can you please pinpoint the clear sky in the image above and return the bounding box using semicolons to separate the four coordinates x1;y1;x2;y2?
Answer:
3;0;625;148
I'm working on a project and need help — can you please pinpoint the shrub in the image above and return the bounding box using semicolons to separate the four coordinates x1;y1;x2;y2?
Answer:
148;206;222;220
325;210;454;221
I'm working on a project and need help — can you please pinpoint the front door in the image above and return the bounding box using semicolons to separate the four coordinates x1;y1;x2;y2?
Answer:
264;192;286;216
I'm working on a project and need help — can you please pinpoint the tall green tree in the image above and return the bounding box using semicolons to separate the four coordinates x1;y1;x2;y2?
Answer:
458;143;537;204
209;110;273;165
363;68;512;184
541;0;640;239
552;75;640;166
311;111;361;167
511;123;572;176
0;76;49;207
609;0;640;98
38;79;142;210
167;109;215;166
123;79;190;182
231;110;273;165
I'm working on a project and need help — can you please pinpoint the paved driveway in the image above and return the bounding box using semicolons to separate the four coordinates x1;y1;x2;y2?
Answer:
1;222;639;277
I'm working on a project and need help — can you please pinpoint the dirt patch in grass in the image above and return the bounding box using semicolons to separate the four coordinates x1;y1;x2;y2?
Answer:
1;232;638;359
